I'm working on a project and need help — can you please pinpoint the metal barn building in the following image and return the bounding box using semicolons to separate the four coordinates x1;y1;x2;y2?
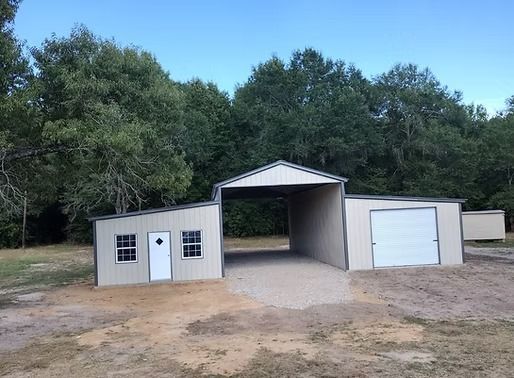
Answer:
90;160;465;287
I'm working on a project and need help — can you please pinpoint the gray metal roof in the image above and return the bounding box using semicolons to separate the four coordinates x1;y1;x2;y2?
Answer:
344;194;466;204
88;201;220;222
211;160;348;199
462;210;504;215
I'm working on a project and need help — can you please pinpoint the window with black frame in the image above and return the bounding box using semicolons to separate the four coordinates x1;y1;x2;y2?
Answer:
181;230;202;258
115;234;137;263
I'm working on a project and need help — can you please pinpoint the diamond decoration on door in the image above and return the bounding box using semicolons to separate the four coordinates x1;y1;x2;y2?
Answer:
155;238;163;245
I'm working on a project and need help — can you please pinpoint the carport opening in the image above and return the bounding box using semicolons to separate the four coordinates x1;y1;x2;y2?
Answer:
222;197;291;264
219;183;346;271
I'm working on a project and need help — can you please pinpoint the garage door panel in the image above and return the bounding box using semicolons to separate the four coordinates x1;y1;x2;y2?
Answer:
373;226;437;240
373;244;439;267
371;207;440;268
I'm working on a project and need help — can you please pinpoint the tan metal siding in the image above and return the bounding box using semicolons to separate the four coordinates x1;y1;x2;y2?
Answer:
345;198;463;270
289;184;346;269
462;211;505;240
95;204;222;286
223;164;339;188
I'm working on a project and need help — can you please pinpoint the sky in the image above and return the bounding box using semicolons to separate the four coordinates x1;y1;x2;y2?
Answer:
14;0;514;114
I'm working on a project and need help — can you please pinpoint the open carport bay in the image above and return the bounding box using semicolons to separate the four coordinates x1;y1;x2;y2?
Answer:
224;249;352;309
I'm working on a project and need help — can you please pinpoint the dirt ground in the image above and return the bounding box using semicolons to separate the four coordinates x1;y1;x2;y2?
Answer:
1;242;513;377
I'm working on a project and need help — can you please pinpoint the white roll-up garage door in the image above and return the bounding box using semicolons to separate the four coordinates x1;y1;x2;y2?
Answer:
371;207;440;268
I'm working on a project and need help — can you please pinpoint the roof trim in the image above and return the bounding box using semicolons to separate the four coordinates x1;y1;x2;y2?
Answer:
344;194;466;204
211;160;348;199
462;210;505;215
88;201;219;222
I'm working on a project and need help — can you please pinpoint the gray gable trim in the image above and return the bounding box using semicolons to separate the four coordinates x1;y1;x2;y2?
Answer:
462;210;504;215
211;160;348;199
88;201;220;222
344;194;466;204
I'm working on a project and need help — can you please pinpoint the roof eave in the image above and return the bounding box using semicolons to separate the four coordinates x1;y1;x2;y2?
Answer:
88;201;220;222
344;194;467;204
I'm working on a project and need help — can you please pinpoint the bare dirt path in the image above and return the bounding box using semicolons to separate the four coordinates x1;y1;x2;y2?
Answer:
1;246;513;377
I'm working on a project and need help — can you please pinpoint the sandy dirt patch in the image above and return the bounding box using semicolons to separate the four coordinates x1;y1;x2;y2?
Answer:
349;252;514;320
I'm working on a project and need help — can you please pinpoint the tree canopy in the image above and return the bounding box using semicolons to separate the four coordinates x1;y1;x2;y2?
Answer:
33;27;191;218
0;4;513;245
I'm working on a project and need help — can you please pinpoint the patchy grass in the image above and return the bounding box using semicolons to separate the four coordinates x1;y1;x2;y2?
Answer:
224;235;289;250
403;316;429;326
401;318;514;377
466;232;514;248
232;348;345;378
227;318;514;377
0;333;88;376
0;244;93;305
466;240;514;248
4;318;513;377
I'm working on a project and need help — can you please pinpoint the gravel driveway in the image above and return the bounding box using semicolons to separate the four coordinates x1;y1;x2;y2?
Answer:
224;249;352;309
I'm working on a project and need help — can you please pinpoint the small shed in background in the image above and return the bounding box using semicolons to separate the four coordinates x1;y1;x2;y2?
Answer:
462;210;506;241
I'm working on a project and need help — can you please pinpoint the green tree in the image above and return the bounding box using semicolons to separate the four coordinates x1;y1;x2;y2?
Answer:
180;79;233;201
0;0;38;216
32;27;192;221
372;64;480;199
0;0;47;246
232;48;381;187
478;97;514;229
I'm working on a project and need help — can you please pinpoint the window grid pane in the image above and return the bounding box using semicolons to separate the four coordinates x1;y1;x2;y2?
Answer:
182;231;202;258
116;234;137;263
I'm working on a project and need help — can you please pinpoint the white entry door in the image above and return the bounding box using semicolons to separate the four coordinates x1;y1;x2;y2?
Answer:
371;207;440;268
148;232;172;281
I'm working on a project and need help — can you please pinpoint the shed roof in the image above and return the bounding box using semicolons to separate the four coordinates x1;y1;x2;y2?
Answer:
211;160;348;199
462;210;504;215
344;194;466;204
88;201;219;222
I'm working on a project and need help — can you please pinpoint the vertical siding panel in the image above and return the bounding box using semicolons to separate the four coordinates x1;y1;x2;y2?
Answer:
95;203;222;286
223;165;339;188
289;184;345;269
462;211;505;240
286;165;293;184
345;198;463;270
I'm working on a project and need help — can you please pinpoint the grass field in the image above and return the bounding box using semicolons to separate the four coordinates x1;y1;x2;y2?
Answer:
465;232;514;248
224;235;289;250
0;244;93;306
